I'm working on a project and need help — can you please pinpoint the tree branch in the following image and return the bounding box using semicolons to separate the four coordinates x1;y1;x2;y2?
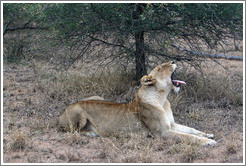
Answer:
3;21;11;36
144;45;193;61
171;44;243;61
88;35;133;53
4;26;47;35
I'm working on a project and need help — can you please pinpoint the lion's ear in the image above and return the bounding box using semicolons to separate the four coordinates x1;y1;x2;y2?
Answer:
141;74;156;86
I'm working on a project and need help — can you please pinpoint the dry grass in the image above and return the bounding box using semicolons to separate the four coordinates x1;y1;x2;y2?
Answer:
7;128;27;151
3;29;243;163
37;67;137;103
169;61;243;106
225;131;243;155
2;57;244;163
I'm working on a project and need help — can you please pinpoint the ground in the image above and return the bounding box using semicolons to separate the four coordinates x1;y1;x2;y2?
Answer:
2;59;244;163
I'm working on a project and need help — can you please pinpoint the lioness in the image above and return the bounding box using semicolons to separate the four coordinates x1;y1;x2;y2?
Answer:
58;61;216;146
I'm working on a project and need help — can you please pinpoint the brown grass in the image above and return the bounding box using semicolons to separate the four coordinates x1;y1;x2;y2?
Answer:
170;61;243;106
7;128;27;151
2;57;244;163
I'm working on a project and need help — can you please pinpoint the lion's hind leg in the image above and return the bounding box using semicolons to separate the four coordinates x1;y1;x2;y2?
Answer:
81;121;99;137
64;107;99;137
59;108;98;137
58;104;87;132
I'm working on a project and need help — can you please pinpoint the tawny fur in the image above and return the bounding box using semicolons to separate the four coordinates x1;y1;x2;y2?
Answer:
58;62;216;146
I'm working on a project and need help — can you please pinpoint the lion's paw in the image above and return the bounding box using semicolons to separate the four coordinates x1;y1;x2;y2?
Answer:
198;133;214;139
205;133;214;139
202;138;217;146
141;75;156;86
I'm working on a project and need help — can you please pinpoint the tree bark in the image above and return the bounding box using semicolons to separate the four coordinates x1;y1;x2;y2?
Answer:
134;30;147;83
133;4;147;83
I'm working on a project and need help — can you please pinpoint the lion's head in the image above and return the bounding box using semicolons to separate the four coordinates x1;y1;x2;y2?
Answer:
141;61;183;93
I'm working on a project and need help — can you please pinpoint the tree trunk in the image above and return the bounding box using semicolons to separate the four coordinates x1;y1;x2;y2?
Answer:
133;4;147;83
134;31;147;83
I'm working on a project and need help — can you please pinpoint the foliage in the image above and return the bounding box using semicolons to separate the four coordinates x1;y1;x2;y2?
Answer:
41;3;243;41
3;3;48;63
3;3;47;35
3;3;243;79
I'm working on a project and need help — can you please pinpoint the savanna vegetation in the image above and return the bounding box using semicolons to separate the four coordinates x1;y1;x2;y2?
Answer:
2;2;244;163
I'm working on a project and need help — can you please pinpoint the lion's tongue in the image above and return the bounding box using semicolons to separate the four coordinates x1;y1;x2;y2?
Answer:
172;80;186;85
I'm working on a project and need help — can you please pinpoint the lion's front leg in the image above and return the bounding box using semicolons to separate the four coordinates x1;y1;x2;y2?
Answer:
164;100;214;139
171;123;214;139
162;130;216;146
148;105;216;146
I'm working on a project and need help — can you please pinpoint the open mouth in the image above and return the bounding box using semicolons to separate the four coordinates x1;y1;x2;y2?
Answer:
171;72;186;87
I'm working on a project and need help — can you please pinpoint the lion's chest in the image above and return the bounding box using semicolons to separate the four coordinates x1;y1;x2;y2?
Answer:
141;91;167;106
